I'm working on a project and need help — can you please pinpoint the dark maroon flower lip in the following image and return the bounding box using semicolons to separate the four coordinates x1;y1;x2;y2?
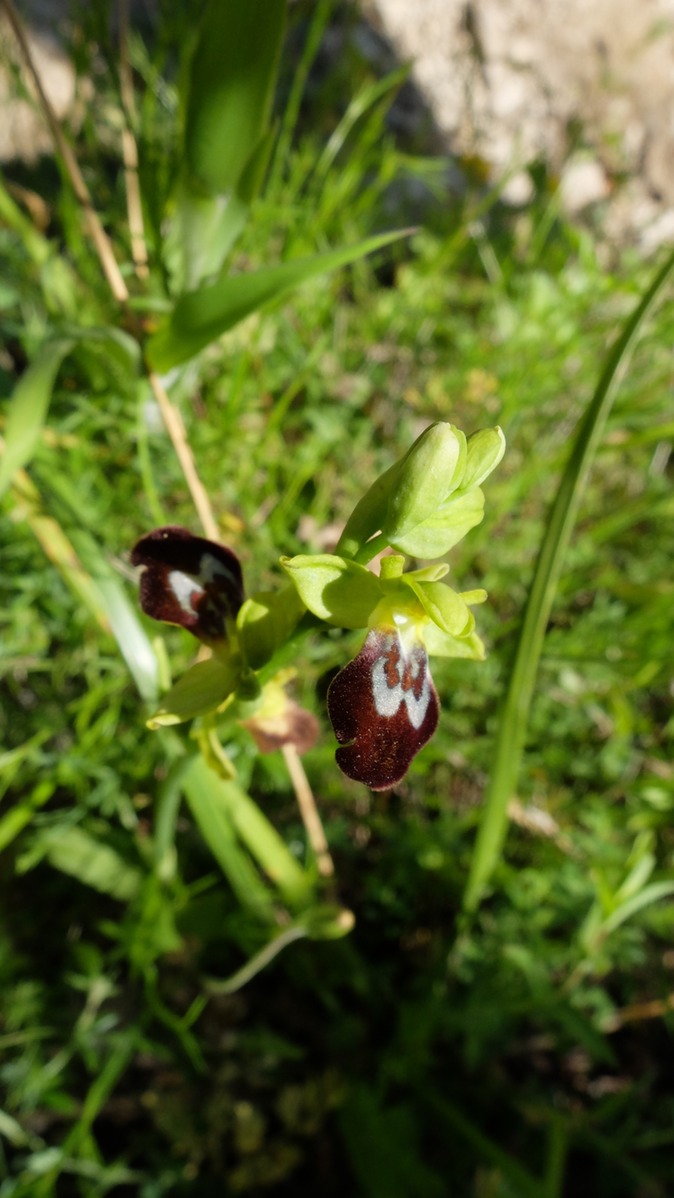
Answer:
131;525;244;643
327;624;439;791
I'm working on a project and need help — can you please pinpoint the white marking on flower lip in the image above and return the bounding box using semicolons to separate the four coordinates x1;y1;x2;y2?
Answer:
168;569;203;616
370;633;431;730
199;554;238;590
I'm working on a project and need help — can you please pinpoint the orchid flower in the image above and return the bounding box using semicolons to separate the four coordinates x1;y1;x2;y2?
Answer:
130;526;315;752
281;553;487;790
282;421;505;788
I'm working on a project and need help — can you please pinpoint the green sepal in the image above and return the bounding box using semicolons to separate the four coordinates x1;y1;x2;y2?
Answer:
280;554;381;628
383;422;467;544
147;655;238;729
237;585;304;669
404;579;474;637
423;623;486;660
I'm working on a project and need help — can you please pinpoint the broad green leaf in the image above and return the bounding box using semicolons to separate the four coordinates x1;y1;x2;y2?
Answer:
0;339;73;498
169;128;277;290
183;0;285;196
182;758;274;918
146;229;409;370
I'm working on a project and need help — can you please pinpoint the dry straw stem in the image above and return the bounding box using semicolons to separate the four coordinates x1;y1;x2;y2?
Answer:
118;0;149;279
1;0;217;541
282;744;335;879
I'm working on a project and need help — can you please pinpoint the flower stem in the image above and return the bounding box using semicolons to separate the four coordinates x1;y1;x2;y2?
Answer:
281;744;334;879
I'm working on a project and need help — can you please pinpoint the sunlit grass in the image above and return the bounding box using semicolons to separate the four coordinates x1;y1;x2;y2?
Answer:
1;1;674;1194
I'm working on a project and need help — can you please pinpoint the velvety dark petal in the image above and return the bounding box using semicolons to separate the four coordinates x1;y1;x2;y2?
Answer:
131;525;244;642
327;625;439;790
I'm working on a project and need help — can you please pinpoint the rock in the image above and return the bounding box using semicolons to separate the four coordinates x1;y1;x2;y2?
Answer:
367;0;674;247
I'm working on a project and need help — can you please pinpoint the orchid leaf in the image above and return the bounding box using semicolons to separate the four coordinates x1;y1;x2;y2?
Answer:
147;229;409;370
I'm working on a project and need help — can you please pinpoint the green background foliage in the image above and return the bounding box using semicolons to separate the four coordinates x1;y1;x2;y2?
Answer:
1;1;673;1194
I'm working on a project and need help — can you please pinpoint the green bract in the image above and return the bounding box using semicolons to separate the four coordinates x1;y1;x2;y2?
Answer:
147;655;239;729
281;552;486;660
336;422;505;561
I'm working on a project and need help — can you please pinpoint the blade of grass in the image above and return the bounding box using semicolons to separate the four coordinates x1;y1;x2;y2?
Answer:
266;0;333;197
464;246;674;912
183;756;313;910
422;1091;543;1198
181;757;276;918
11;467;160;702
0;339;73;498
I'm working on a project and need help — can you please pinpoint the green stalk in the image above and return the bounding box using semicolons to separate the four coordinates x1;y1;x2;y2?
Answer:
464;246;674;912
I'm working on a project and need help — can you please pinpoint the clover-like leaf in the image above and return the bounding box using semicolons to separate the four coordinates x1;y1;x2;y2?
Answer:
131;526;243;643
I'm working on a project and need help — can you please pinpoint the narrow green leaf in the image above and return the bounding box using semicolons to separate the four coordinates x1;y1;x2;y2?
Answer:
600;881;674;938
183;757;312;910
181;757;275;917
0;339;73;498
12;471;160;703
464;246;674;912
146;229;410;370
20;827;144;902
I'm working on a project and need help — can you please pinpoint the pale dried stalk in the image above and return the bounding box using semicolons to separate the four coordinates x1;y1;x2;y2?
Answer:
1;0;217;540
282;744;334;879
1;0;128;304
118;0;149;279
147;371;219;541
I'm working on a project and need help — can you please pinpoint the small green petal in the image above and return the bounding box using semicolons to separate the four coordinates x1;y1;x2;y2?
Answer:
147;655;238;728
402;562;450;583
407;579;474;637
423;623;486;660
280;553;381;628
462;426;506;489
460;588;488;606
